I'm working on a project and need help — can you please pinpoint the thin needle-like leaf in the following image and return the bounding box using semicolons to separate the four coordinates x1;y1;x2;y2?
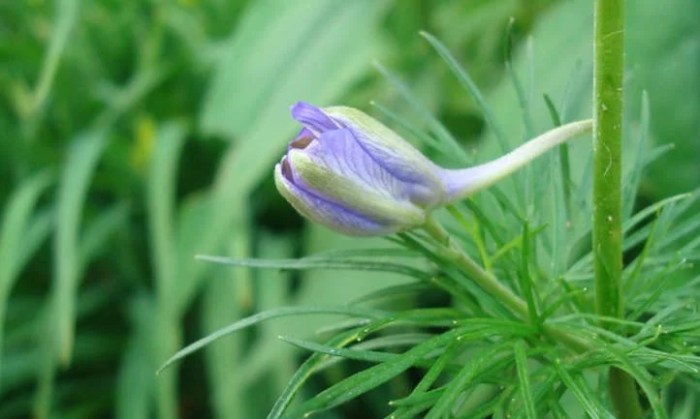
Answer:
420;31;509;153
514;341;538;418
158;306;385;374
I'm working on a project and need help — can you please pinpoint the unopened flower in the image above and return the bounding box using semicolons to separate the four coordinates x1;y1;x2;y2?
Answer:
275;102;591;236
274;102;444;236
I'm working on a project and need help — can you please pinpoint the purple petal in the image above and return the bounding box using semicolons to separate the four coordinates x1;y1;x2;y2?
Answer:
303;128;405;201
274;163;394;236
290;102;338;135
348;126;433;184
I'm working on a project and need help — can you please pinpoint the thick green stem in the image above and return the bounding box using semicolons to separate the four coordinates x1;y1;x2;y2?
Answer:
593;0;624;323
593;0;643;416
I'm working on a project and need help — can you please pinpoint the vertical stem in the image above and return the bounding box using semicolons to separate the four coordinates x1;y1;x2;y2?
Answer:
594;0;624;323
593;0;643;416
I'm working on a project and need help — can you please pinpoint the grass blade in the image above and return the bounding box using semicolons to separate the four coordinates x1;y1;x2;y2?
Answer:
146;121;187;419
279;335;395;364
158;306;384;374
623;91;650;218
147;122;186;305
29;0;80;117
52;128;107;363
196;254;431;281
420;31;510;153
0;172;52;387
373;62;470;164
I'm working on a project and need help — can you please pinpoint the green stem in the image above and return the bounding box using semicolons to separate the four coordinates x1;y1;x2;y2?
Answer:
422;217;590;353
593;0;643;416
593;0;624;324
423;217;528;318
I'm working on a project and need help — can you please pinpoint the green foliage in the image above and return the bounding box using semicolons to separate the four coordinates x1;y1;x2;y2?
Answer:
160;15;699;415
1;0;698;418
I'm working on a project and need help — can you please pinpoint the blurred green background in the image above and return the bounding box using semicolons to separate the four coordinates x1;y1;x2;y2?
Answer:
1;0;697;417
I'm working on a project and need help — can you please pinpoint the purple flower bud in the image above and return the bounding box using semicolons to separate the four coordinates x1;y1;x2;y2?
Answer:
275;101;592;236
274;102;445;236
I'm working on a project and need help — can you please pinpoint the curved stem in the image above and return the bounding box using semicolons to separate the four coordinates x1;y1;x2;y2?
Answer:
422;216;591;353
439;120;592;201
423;216;528;318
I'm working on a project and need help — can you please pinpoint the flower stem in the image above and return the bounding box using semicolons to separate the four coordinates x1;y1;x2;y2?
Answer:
423;216;528;318
439;120;591;202
422;216;591;353
593;0;643;416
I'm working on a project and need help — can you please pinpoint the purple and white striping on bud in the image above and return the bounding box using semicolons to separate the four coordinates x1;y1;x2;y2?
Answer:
274;102;445;236
275;101;591;236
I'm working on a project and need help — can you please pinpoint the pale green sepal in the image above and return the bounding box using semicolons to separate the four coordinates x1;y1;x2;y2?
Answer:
287;150;425;227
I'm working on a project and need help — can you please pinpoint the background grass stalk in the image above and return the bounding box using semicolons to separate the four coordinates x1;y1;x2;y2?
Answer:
593;0;643;416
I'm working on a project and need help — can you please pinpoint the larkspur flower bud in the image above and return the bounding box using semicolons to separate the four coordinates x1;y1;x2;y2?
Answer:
275;102;445;236
275;101;592;236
